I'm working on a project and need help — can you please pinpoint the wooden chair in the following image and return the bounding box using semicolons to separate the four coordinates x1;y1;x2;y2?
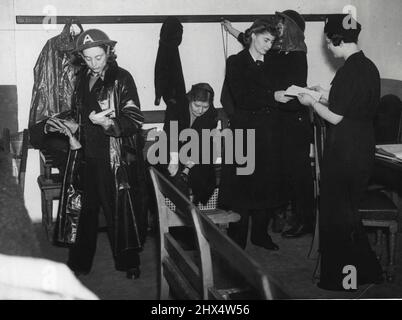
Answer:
149;167;287;300
37;150;62;241
2;128;29;192
360;190;399;282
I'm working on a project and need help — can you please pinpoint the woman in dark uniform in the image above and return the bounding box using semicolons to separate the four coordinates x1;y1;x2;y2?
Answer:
298;15;383;290
219;19;284;250
222;10;315;238
52;29;146;280
163;83;218;205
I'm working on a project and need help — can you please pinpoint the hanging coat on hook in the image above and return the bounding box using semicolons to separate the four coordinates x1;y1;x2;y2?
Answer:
28;22;84;127
154;17;186;107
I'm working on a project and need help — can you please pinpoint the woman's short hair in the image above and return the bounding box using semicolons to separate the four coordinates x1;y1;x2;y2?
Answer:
73;44;117;66
244;18;278;47
187;83;214;105
325;32;359;46
324;14;361;46
100;44;118;62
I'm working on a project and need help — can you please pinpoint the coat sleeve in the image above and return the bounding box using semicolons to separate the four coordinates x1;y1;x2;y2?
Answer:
29;40;51;126
226;55;276;110
154;47;169;105
28;120;47;150
104;72;144;137
237;32;247;47
277;52;308;112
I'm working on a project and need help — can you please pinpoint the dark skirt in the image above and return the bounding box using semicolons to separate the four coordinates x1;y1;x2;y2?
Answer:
219;109;285;211
318;119;383;290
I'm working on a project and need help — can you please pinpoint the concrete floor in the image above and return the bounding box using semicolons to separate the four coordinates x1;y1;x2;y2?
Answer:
35;223;402;300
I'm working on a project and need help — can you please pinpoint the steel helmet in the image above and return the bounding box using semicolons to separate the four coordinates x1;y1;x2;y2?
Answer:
275;10;306;32
74;29;117;52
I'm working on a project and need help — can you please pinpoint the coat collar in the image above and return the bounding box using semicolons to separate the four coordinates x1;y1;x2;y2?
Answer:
83;60;119;87
240;48;261;67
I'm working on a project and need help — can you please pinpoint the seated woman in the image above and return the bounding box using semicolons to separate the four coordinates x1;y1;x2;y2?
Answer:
163;83;218;205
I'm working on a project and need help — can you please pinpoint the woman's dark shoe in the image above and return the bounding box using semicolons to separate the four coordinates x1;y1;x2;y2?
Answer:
126;266;141;279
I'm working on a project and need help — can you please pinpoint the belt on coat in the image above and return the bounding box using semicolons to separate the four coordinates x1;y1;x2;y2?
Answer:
235;106;274;115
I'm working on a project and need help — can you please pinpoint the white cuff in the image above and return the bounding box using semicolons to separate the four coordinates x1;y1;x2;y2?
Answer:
170;152;179;165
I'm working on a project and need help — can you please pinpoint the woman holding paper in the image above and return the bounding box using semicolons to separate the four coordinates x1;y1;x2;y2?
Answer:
219;19;284;251
297;15;383;290
222;10;315;238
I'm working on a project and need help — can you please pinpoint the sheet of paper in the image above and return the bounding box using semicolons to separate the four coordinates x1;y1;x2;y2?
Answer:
285;85;322;102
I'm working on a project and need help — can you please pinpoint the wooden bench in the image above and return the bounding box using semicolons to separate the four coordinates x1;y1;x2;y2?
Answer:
149;167;288;300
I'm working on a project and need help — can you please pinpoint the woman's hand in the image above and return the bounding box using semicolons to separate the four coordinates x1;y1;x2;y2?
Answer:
89;109;114;129
45;117;81;150
62;119;79;134
45;117;67;133
57;122;81;150
221;20;233;32
309;85;329;103
220;19;240;38
274;90;295;104
297;93;316;107
168;152;179;176
64;129;82;150
168;163;179;177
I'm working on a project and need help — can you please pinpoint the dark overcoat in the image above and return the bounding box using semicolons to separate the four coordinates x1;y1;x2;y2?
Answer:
53;61;148;258
219;49;285;210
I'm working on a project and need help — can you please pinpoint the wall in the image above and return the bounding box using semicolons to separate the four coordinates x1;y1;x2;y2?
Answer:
12;0;360;128
353;0;402;81
1;0;401;221
0;1;18;133
0;0;17;85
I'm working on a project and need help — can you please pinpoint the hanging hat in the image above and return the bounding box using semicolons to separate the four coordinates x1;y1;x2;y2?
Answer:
276;10;306;32
324;14;361;38
74;29;117;52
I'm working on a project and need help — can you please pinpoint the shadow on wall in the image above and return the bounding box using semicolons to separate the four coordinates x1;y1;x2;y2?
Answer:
0;85;18;134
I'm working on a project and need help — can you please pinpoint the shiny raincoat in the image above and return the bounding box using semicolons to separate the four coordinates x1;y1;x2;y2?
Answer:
29;23;82;126
53;61;148;258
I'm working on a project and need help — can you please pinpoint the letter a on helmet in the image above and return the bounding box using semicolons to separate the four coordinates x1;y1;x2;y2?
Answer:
83;34;95;44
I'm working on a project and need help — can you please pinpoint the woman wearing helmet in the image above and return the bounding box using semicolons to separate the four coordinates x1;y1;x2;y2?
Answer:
52;29;147;279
